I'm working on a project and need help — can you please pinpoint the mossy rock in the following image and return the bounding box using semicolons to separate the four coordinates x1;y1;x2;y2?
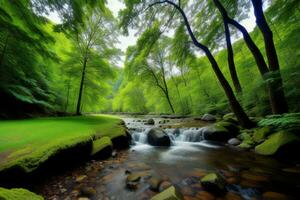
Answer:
255;131;300;156
91;136;112;156
200;173;226;195
237;132;255;149
202;125;233;142
253;126;272;143
222;113;238;124
0;188;43;200
216;121;240;136
150;186;183;200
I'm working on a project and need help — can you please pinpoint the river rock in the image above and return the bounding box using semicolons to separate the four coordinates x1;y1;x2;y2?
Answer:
147;128;171;146
80;187;96;197
202;125;233;142
150;186;183;200
228;138;241;146
159;181;172;192
145;118;155;125
201;114;216;122
200;173;226;196
262;191;290;200
126;173;141;190
216;121;240;136
76;175;87;182
149;177;162;191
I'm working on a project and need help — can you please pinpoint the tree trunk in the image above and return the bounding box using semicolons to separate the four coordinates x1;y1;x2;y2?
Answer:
224;21;242;94
171;76;185;114
204;47;255;128
251;0;288;114
161;0;254;128
76;57;87;115
162;70;175;113
0;33;9;67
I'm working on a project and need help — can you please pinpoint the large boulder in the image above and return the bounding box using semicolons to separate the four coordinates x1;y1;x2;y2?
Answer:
201;114;217;122
147;128;171;146
216;121;240;136
202;124;234;142
255;131;300;162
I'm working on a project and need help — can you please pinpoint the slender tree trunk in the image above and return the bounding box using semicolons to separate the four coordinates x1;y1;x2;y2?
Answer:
158;0;254;128
161;70;175;113
213;0;288;115
224;21;242;93
0;34;9;67
65;81;71;112
76;57;87;115
171;76;185;113
251;0;288;114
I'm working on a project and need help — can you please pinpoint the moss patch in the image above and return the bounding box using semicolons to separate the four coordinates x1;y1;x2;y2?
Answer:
255;131;300;155
253;126;272;143
0;187;43;200
0;115;126;173
91;136;112;156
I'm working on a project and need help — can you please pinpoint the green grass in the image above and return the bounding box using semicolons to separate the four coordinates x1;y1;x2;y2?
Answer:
0;115;126;172
0;188;44;200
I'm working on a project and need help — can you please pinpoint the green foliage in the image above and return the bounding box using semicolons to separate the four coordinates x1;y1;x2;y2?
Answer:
258;113;300;130
114;2;300;116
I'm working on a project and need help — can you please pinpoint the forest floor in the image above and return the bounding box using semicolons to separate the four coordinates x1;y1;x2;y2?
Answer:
0;115;126;174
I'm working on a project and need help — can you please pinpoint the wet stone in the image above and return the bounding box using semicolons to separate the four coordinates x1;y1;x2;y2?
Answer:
76;175;87;183
262;191;291;200
149;177;163;192
225;192;243;200
159;181;172;192
80;187;96;198
195;191;215;200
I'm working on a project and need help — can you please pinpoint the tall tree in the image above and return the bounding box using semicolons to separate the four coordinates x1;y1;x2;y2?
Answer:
121;0;254;128
62;8;119;115
251;0;288;113
212;0;288;114
126;32;176;114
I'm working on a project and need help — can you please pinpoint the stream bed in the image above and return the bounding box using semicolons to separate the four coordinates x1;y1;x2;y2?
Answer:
34;116;300;200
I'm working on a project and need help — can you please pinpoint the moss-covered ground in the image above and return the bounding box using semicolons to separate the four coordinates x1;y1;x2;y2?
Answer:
0;115;126;173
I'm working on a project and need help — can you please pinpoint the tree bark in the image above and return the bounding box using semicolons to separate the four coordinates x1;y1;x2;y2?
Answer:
153;0;254;128
213;0;288;114
251;0;288;114
224;21;242;94
76;57;87;115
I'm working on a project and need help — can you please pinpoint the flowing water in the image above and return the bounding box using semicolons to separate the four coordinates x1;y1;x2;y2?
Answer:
35;116;300;200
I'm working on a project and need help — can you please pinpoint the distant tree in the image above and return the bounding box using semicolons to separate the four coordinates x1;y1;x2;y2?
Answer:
125;29;176;113
62;8;120;115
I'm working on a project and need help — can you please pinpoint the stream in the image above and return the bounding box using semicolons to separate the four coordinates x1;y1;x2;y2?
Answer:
34;116;300;200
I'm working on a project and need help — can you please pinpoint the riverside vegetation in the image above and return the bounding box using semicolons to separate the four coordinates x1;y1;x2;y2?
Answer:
0;0;300;200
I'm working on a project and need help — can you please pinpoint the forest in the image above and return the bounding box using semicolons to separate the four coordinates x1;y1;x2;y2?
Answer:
0;0;300;200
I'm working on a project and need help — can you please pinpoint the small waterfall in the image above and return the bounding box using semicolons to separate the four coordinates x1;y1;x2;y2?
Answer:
131;127;209;145
132;129;148;144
